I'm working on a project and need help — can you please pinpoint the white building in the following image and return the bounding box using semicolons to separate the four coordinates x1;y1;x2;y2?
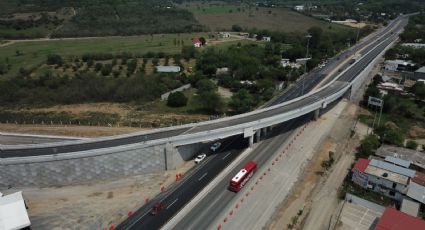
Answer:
294;5;304;11
281;59;301;69
156;66;181;73
401;43;425;49
219;32;231;38
384;59;415;72
262;36;271;42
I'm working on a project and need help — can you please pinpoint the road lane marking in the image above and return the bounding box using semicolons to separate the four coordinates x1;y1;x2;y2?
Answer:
167;198;179;209
198;172;208;181
222;152;231;160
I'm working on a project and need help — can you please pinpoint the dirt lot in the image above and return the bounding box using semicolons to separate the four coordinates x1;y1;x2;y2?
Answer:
4;161;195;229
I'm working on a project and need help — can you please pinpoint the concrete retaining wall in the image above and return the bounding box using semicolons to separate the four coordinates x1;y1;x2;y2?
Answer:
0;143;168;188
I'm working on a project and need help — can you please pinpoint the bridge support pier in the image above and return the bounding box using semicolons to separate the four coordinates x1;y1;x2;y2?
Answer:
262;127;268;137
249;135;254;147
314;109;320;120
255;130;261;142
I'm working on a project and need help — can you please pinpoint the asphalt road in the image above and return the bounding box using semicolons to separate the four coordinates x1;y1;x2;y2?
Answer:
173;116;310;230
117;135;249;230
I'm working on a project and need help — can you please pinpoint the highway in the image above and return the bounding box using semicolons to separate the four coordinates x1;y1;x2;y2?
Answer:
0;16;406;158
116;16;408;230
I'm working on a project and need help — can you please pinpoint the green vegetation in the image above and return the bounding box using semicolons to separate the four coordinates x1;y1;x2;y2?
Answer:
321;151;335;171
0;33;204;78
406;140;418;150
0;0;205;38
167;92;188;107
358;134;381;158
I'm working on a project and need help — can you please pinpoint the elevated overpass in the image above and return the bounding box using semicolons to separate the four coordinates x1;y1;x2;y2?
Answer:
0;16;408;187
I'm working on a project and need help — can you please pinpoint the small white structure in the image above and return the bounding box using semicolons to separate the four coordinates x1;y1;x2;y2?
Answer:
262;36;271;42
216;67;229;75
0;191;31;230
401;43;425;49
156;66;181;73
219;32;231;38
294;5;304;11
377;82;404;94
281;59;301;69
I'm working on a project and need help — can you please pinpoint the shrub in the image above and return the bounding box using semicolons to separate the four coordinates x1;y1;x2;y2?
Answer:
47;54;63;66
406;140;418;150
167;91;188;107
101;64;113;76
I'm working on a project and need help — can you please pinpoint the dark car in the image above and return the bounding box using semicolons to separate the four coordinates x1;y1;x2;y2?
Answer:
150;202;164;216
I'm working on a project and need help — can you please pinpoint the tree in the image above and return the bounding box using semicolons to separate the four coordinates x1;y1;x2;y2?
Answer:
101;64;112;76
95;63;103;72
406;140;418;150
167;91;188;107
196;91;224;114
410;82;425;100
358;134;381;158
47;54;63;66
182;46;197;60
196;79;216;92
232;24;243;32
229;89;257;114
377;127;405;147
199;37;206;46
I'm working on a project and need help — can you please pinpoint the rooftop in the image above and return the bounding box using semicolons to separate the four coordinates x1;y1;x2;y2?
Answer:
401;198;420;217
375;207;425;230
352;158;370;174
0;191;31;230
364;165;409;185
376;145;425;170
415;66;425;74
384;156;410;168
412;171;425;186
384;59;414;65
369;159;416;178
156;66;181;73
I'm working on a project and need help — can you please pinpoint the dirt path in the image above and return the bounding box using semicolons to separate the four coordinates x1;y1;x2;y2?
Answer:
0;123;145;138
267;102;360;230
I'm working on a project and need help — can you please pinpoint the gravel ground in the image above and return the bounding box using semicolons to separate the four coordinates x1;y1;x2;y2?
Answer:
3;162;195;229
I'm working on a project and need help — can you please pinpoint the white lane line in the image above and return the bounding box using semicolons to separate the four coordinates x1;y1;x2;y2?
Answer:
167;198;179;210
198;172;208;181
222;152;231;160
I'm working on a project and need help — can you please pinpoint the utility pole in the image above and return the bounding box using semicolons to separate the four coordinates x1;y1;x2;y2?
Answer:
302;34;312;95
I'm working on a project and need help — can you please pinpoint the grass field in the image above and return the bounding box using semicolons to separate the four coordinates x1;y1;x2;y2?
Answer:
0;33;206;78
181;3;351;33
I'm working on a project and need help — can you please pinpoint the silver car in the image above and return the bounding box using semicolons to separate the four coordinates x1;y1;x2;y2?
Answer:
210;142;222;152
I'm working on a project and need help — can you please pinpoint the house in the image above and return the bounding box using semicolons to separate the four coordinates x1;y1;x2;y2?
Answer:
364;159;415;201
262;36;271;42
414;66;425;81
351;158;370;188
375;207;425;230
294;5;304;11
281;59;301;69
375;145;425;171
193;37;202;48
384;59;416;72
407;171;425;205
156;66;181;73
0;191;31;230
238;32;249;38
